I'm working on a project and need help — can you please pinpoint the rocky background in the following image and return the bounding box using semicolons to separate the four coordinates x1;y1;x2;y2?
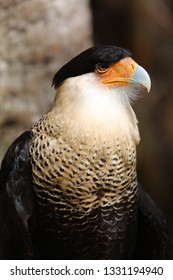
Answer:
0;0;173;255
0;0;92;159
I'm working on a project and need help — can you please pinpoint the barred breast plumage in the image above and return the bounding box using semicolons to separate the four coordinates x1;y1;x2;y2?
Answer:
29;111;138;259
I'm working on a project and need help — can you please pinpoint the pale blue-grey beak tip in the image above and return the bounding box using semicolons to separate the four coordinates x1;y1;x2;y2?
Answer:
131;64;151;92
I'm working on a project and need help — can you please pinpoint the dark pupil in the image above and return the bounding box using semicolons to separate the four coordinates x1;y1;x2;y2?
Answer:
97;63;107;71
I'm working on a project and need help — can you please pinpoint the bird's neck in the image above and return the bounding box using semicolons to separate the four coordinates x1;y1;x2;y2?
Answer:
48;75;140;149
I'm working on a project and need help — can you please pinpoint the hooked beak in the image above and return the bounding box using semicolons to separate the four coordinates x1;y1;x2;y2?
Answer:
130;64;151;92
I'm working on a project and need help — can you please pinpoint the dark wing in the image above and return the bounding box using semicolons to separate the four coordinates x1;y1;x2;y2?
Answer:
0;131;35;259
135;184;171;259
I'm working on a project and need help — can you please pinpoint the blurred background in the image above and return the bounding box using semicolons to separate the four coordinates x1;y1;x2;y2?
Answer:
0;0;173;256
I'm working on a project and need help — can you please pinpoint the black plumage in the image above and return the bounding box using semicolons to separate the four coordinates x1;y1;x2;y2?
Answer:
52;45;131;88
0;131;34;259
0;45;171;259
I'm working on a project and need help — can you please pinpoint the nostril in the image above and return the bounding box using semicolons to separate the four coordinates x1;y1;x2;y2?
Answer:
131;64;135;70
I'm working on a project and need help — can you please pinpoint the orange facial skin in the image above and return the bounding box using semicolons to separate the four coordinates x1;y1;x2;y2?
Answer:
96;57;138;87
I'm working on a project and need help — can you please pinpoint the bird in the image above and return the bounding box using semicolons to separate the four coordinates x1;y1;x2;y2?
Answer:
0;45;171;260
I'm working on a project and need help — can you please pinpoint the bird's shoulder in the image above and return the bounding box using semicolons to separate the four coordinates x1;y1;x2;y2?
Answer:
0;130;33;192
0;130;36;259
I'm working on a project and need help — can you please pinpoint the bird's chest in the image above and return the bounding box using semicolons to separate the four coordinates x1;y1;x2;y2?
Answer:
30;132;137;212
30;132;138;259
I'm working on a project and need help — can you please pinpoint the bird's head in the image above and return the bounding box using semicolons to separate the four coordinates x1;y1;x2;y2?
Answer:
52;45;151;94
51;45;151;146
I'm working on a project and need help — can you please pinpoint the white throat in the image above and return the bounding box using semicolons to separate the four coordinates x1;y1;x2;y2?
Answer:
53;73;140;146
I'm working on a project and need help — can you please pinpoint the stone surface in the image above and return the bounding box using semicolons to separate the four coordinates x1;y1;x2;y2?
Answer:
0;0;92;160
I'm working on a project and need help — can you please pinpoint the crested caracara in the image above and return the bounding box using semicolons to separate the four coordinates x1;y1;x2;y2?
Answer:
0;45;171;259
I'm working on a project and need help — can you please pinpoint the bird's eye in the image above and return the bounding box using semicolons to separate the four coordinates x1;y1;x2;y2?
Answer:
95;63;108;73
